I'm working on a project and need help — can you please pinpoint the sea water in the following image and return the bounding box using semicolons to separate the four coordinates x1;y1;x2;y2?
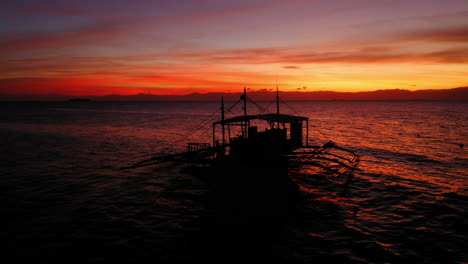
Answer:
1;100;466;263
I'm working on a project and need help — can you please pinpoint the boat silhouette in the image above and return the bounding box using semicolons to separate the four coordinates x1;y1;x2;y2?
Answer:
68;98;91;102
121;87;360;262
122;87;359;184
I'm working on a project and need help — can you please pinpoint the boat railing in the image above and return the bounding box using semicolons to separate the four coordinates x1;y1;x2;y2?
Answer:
187;142;228;160
188;143;210;153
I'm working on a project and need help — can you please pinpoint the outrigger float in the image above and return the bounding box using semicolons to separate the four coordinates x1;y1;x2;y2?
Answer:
122;87;360;186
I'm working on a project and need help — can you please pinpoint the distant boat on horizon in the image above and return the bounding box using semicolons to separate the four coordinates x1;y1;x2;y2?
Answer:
68;98;91;102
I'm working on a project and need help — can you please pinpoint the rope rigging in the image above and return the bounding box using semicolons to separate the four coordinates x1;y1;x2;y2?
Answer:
164;98;245;153
120;93;359;178
161;107;221;154
280;99;332;142
247;98;272;114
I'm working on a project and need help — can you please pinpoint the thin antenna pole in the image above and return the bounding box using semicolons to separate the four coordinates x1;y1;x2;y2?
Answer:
243;87;247;137
276;79;280;115
243;87;247;117
221;96;225;145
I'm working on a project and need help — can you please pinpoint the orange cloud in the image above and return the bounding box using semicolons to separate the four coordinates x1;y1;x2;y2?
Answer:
171;46;468;65
402;27;468;42
283;66;300;69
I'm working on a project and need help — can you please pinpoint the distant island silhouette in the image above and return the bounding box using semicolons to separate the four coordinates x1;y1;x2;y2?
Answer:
1;87;467;101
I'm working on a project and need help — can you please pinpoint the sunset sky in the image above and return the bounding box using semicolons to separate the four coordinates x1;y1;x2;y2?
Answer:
1;0;467;96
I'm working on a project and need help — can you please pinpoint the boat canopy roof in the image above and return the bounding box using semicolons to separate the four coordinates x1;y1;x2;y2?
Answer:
214;113;308;125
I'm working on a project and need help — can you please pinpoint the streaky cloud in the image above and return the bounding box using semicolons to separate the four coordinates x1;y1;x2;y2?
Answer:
402;27;468;42
171;46;468;65
283;66;300;69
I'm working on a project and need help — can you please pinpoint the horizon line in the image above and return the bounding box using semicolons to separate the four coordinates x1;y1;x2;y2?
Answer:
2;86;467;98
1;87;467;102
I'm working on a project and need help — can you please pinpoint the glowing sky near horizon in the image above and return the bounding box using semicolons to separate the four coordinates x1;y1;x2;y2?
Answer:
1;0;468;95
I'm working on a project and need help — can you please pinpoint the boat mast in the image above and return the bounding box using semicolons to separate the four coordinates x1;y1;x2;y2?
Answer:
276;79;280;115
276;79;281;128
242;87;247;137
221;96;225;146
243;86;247;117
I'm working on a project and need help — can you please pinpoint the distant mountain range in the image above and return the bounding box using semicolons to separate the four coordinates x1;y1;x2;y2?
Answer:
1;87;467;101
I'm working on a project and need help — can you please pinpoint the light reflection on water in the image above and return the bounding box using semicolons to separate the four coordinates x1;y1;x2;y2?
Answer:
0;100;466;263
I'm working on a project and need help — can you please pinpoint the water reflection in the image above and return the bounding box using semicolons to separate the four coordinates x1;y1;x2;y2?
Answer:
0;101;466;263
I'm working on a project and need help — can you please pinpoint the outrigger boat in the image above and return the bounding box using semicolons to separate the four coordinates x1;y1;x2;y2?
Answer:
121;88;360;262
122;87;359;186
